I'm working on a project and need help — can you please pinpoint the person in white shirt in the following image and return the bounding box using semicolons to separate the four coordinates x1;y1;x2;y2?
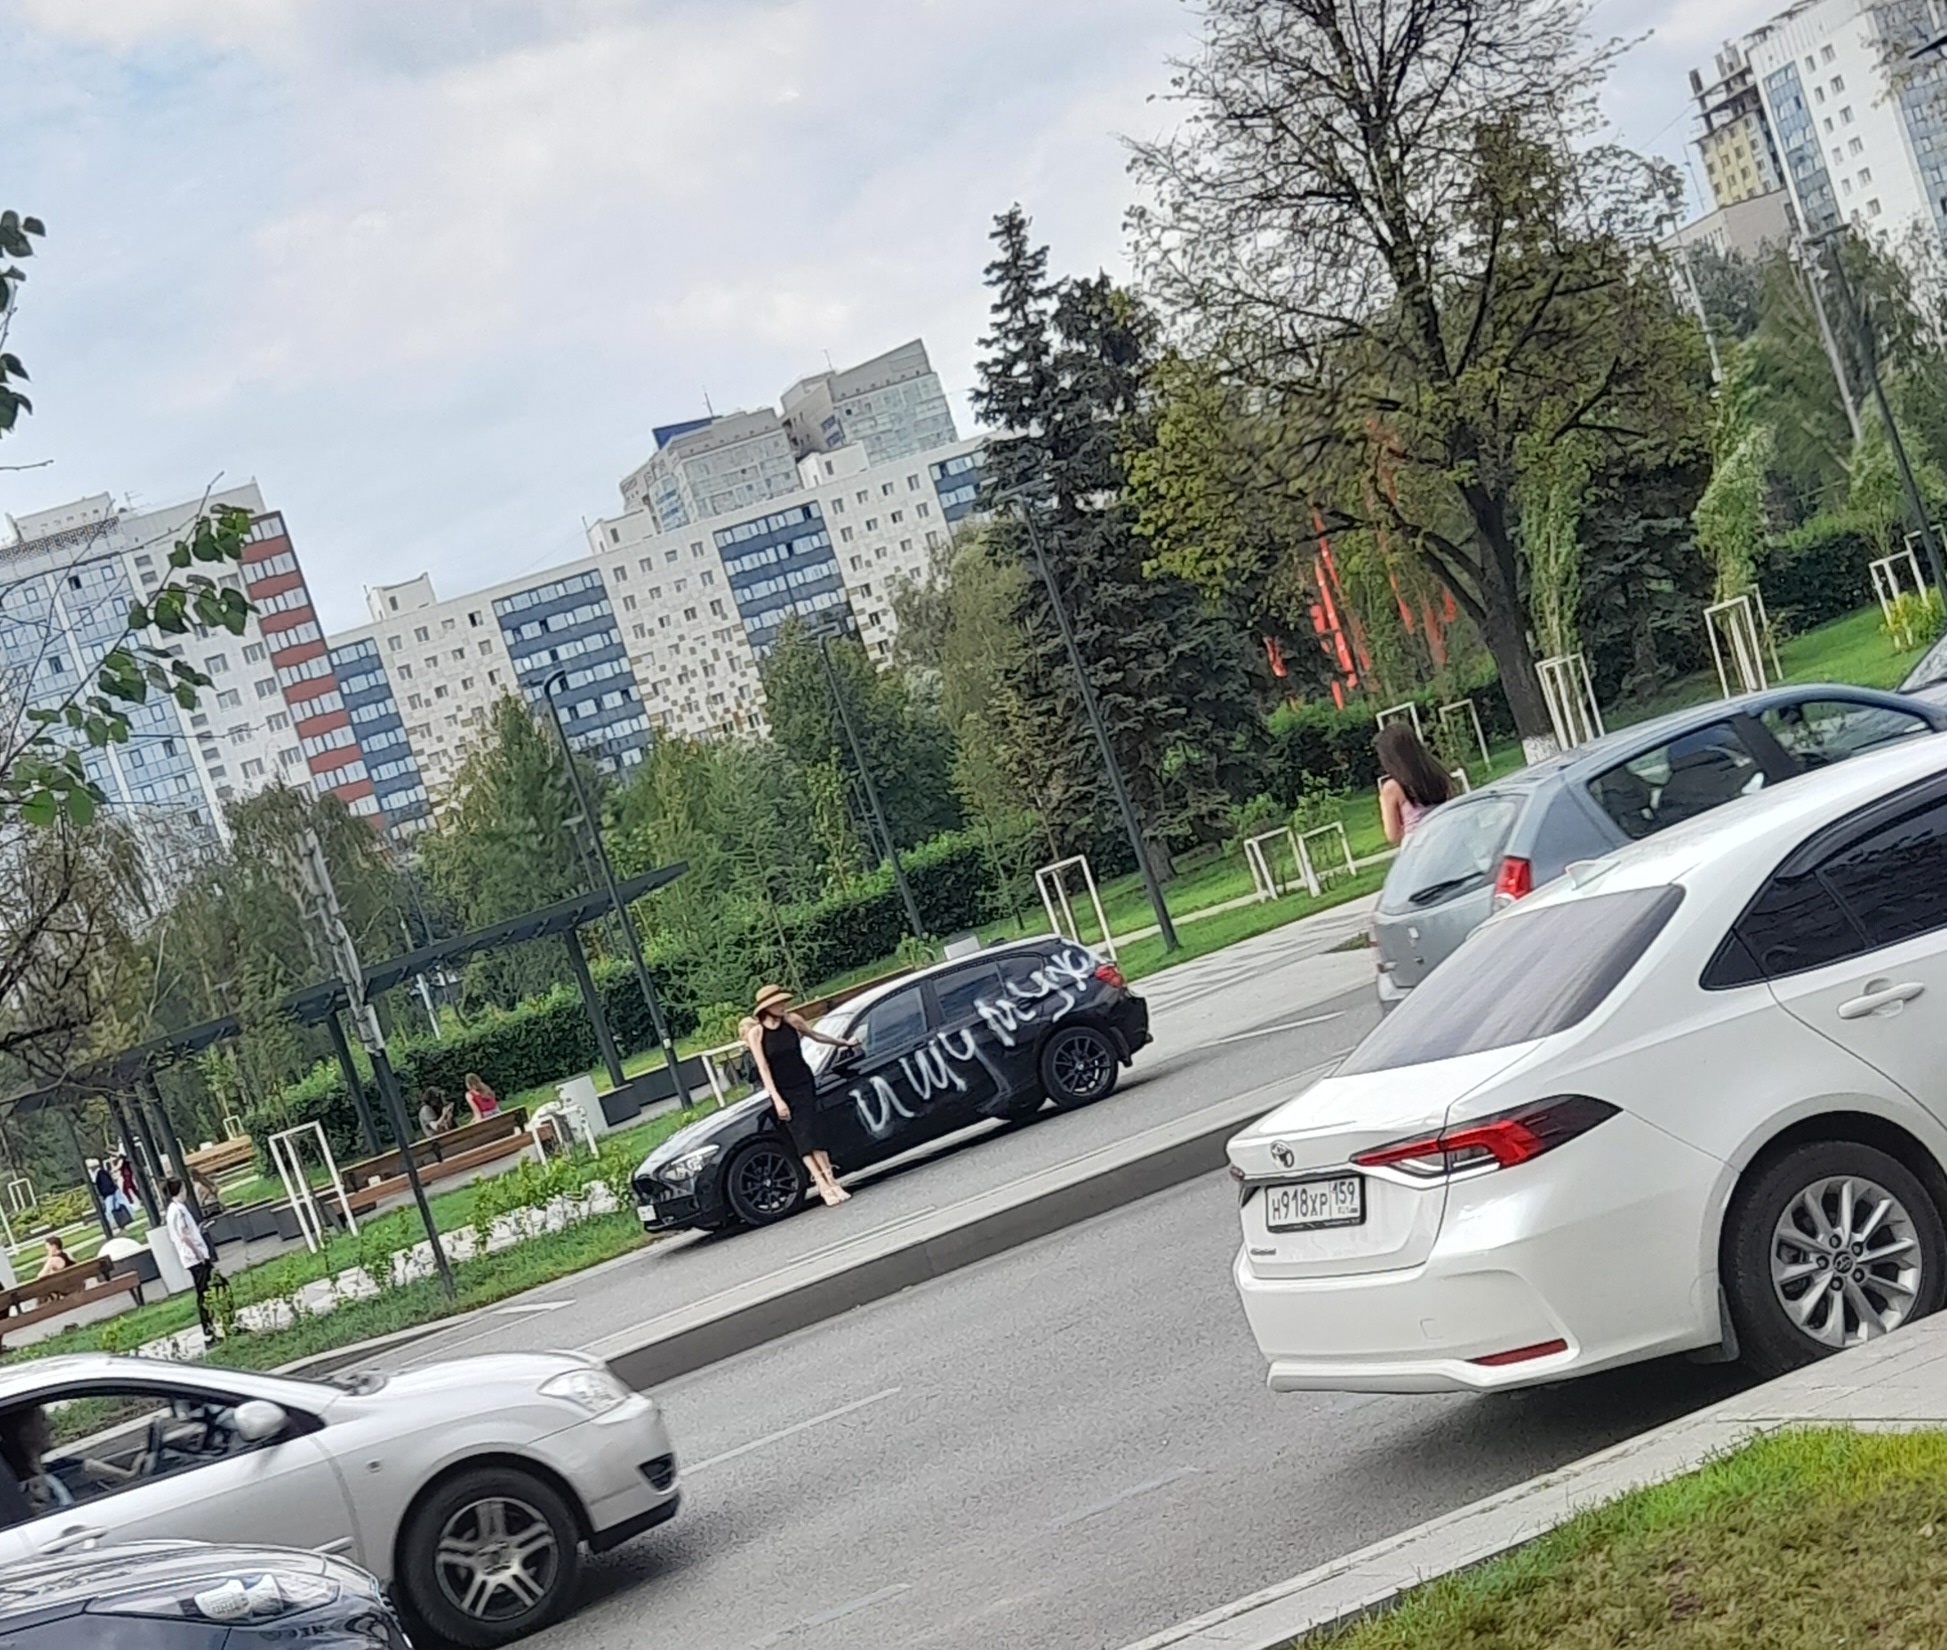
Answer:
164;1177;217;1340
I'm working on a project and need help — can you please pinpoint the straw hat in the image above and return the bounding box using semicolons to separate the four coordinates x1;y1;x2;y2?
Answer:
753;983;793;1016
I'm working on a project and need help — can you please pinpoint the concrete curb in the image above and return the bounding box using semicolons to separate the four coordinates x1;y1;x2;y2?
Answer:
591;1067;1330;1392
1117;1315;1947;1650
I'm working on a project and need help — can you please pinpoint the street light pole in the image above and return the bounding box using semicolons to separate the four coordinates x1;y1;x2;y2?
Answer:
1815;231;1947;602
815;630;928;945
1004;492;1179;953
540;672;685;1092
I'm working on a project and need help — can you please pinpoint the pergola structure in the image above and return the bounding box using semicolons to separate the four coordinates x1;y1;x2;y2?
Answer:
0;864;686;1242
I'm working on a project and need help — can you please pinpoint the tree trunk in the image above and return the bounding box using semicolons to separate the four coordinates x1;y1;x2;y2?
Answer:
1474;556;1552;747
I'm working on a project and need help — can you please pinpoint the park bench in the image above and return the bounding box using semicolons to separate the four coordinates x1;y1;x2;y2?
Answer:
0;1257;142;1349
186;1137;255;1180
341;1108;530;1217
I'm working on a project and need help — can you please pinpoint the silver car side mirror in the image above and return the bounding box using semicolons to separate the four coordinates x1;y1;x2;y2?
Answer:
232;1400;288;1444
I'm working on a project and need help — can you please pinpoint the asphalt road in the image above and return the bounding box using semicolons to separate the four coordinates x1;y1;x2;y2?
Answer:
383;901;1383;1374
532;1170;1752;1650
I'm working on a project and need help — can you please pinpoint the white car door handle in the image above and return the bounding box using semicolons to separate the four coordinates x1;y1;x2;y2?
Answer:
1838;981;1927;1020
40;1525;106;1554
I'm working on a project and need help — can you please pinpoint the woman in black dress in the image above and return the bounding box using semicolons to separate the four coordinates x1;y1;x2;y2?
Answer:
741;983;859;1207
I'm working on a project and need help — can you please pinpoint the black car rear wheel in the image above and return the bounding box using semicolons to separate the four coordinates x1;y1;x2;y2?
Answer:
724;1141;807;1226
1040;1024;1120;1110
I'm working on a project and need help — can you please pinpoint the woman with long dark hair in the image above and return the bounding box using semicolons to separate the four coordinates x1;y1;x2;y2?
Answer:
742;984;860;1209
1376;722;1454;845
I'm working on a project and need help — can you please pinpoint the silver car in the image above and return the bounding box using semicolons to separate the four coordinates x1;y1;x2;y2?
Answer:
0;1352;679;1649
1374;683;1947;1007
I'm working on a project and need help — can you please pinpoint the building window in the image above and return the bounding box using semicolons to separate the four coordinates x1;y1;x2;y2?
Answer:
1831;74;1844;92
216;688;241;709
1815;85;1826;103
665;548;678;564
1868;197;1883;216
609;528;620;544
907;475;921;491
414;626;429;642
1822;43;1836;62
256;677;278;699
613;564;628;581
1841;107;1854;125
207;653;229;674
243;642;267;663
479;640;493;655
242;758;265;778
388;636;403;652
1860;166;1872;183
624;594;638;610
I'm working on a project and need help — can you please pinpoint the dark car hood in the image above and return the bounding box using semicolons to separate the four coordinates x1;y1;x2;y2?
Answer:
639;1095;771;1172
0;1541;335;1609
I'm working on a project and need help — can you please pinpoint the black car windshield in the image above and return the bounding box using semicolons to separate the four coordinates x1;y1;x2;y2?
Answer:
1378;794;1523;914
1904;633;1947;693
1342;885;1684;1073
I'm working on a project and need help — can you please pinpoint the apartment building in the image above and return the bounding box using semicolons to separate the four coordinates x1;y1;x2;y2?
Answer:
1693;42;1787;210
780;339;959;465
0;484;378;855
1739;0;1947;246
618;410;802;532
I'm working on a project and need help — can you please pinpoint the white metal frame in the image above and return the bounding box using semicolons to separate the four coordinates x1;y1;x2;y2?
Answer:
267;1121;357;1255
1438;698;1490;774
1705;593;1775;698
4;1176;33;1217
1244;826;1313;901
1297;822;1356;888
220;1114;244;1142
1538;653;1604;750
1375;701;1424;741
700;1040;749;1110
1874;548;1931;648
1449;767;1471;794
1036;854;1118;963
528;1104;595;1162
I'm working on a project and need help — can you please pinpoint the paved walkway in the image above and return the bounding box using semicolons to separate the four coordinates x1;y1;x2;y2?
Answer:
1124;1317;1947;1650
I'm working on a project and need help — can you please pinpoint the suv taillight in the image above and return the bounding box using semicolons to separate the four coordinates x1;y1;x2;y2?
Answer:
1094;963;1126;989
1351;1096;1619;1180
1492;856;1533;908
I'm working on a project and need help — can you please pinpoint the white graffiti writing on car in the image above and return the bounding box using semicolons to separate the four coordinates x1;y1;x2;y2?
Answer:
847;947;1098;1140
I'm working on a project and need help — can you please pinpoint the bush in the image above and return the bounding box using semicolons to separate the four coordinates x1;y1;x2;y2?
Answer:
1763;514;1876;633
1882;587;1946;652
1263;667;1514;805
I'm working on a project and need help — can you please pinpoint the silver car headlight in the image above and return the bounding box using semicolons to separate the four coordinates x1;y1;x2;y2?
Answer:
658;1144;720;1184
541;1365;634;1415
91;1573;340;1623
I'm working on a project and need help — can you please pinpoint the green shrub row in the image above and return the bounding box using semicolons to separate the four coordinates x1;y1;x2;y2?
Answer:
1763;515;1877;634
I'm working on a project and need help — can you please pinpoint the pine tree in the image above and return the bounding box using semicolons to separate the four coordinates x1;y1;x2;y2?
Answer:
973;208;1264;863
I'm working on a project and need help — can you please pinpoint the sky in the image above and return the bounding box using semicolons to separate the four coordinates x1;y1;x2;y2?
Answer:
2;0;1788;634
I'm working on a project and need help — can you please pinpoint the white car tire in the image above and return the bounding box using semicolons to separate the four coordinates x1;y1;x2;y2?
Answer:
1724;1140;1947;1380
398;1464;584;1649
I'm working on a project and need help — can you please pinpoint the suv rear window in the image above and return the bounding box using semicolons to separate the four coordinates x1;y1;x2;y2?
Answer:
1378;794;1523;914
1342;886;1684;1073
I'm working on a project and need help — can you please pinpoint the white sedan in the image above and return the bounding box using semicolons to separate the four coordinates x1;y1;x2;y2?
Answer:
0;1351;679;1648
1230;732;1947;1393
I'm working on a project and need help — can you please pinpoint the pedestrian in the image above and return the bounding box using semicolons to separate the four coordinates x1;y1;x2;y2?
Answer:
463;1072;500;1122
36;1237;72;1279
741;984;860;1209
1376;722;1455;846
115;1154;139;1209
163;1177;219;1342
417;1089;456;1137
90;1158;133;1231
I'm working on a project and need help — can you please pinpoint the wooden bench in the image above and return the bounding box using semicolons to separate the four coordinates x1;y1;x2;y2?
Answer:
0;1258;143;1348
341;1109;531;1217
186;1137;256;1179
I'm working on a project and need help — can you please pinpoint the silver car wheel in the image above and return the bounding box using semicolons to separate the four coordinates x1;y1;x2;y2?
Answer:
433;1494;561;1624
1770;1174;1923;1349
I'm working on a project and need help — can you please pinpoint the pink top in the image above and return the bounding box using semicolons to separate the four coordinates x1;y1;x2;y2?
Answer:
1398;796;1430;836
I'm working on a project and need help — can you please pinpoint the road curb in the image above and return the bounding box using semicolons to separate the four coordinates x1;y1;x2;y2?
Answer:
592;1070;1326;1392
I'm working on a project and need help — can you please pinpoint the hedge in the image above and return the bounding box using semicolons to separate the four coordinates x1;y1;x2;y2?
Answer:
1762;514;1877;634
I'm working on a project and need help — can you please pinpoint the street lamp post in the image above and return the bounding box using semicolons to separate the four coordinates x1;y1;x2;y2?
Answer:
813;628;928;946
540;672;685;1093
1813;230;1947;602
1000;489;1179;954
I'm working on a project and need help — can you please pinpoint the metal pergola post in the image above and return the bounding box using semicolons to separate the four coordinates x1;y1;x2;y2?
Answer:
58;1109;116;1246
141;1072;201;1225
562;928;627;1089
325;1010;384;1156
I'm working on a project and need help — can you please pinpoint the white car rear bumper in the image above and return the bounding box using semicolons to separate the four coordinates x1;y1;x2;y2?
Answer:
1234;1113;1725;1393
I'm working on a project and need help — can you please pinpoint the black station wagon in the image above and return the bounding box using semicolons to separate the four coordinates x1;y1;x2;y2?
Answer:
631;937;1151;1230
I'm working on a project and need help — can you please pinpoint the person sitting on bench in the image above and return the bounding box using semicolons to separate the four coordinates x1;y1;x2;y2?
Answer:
417;1089;456;1137
36;1237;73;1280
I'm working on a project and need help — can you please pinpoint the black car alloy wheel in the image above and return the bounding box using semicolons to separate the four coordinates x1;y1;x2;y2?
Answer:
726;1141;806;1225
1040;1024;1119;1109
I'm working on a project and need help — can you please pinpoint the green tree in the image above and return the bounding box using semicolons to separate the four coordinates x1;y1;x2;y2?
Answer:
975;208;1266;858
1126;2;1711;743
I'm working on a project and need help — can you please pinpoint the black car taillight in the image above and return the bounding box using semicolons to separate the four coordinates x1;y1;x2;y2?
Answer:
1351;1096;1620;1180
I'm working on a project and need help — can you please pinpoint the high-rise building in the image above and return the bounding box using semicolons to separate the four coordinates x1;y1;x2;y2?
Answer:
1740;0;1947;247
618;410;802;532
0;484;379;856
1693;43;1786;210
780;339;958;466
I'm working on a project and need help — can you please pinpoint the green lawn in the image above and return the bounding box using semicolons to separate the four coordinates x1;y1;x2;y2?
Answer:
1300;1428;1947;1649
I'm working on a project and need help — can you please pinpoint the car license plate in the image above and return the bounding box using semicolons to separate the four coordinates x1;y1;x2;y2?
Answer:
1264;1175;1364;1231
636;1202;656;1224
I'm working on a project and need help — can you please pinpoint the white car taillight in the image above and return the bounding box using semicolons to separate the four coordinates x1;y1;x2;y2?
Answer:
1352;1095;1619;1180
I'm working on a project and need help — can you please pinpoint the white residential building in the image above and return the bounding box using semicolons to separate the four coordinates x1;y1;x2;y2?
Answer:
0;484;381;854
780;339;959;465
1741;0;1947;248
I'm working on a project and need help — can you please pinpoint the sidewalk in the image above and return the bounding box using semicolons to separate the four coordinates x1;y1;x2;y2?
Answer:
1124;1317;1947;1650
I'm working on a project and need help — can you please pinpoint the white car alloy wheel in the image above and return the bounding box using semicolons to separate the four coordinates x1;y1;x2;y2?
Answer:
1770;1174;1924;1347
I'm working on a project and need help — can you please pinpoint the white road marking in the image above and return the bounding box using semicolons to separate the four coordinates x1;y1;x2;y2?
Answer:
752;1583;911;1648
1206;1012;1345;1047
493;1300;573;1315
1049;1467;1200;1530
792;1209;939;1266
687;1386;904;1475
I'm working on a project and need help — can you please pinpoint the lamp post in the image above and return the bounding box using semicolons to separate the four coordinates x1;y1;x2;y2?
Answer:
997;487;1179;953
808;622;927;945
1810;228;1947;602
540;671;684;1092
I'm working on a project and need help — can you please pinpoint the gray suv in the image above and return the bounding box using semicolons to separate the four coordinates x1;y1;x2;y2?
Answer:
1373;683;1947;1007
